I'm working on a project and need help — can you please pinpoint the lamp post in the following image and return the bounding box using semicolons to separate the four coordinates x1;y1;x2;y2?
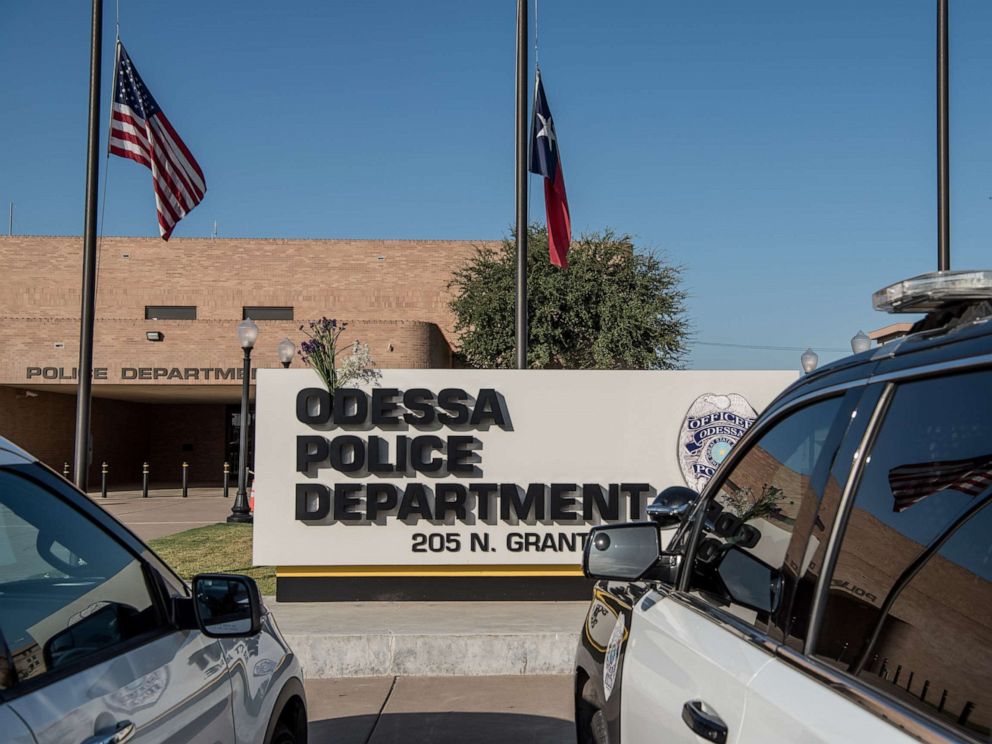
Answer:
851;330;871;354
801;348;819;374
228;318;258;523
277;338;295;368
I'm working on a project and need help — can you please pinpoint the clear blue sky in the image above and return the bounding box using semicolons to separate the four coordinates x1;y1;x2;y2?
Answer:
3;1;992;370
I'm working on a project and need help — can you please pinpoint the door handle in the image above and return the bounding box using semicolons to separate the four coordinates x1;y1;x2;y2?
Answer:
682;700;728;744
80;720;136;744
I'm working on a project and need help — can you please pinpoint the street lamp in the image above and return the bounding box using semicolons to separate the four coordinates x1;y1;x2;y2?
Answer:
277;337;295;368
228;318;258;523
801;348;819;374
850;330;871;354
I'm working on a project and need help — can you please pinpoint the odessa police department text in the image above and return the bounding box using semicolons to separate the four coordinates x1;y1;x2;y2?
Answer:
293;387;652;547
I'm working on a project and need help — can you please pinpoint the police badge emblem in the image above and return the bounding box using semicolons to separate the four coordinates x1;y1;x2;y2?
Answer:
678;393;757;491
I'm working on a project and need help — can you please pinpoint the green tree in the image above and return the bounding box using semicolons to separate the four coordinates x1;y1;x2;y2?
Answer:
449;226;689;369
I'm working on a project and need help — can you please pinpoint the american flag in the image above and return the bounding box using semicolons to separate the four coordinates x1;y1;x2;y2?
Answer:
109;42;206;240
889;453;992;512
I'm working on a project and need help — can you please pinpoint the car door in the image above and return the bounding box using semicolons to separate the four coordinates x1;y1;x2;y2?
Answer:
620;390;858;743
742;368;992;742
0;463;235;744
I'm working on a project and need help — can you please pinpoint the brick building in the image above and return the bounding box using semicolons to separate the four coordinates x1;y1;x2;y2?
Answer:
0;235;493;487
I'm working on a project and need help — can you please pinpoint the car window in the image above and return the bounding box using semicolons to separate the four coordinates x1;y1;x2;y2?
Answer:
0;468;163;689
813;370;992;740
686;396;846;631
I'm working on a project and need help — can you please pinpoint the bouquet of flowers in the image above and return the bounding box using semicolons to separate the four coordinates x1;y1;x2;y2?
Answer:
299;318;380;393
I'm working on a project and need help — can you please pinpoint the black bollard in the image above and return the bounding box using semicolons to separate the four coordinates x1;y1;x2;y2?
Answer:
142;462;149;498
921;680;930;702
223;461;230;498
101;461;108;498
959;702;975;727
182;462;188;498
893;665;902;686
906;671;914;692
939;689;947;713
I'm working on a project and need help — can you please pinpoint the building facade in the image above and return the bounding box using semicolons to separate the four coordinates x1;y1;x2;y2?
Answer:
0;235;492;487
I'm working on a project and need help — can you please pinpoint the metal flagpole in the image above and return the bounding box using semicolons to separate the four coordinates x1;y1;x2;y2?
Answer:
73;0;103;490
937;0;950;271
515;0;529;369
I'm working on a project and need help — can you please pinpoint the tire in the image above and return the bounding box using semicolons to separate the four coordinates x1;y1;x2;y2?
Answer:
270;721;297;744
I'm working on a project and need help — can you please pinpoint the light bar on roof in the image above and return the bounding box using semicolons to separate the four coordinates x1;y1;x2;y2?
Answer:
873;270;992;313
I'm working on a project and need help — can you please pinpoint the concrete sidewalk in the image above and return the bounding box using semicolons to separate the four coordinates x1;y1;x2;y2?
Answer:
305;675;573;744
270;600;588;677
87;489;235;540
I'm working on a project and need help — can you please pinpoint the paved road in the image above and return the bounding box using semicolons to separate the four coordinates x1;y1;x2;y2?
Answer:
86;489;235;540
305;676;573;744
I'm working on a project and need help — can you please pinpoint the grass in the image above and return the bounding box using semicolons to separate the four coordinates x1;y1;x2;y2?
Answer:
147;523;276;596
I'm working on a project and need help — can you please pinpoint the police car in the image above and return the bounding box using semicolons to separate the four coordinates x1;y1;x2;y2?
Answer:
0;438;307;743
576;271;992;743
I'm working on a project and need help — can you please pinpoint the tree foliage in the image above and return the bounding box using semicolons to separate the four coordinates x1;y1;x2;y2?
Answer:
449;226;689;369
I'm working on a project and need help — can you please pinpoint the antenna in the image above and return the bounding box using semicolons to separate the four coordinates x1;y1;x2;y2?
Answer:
7;202;11;236
212;220;218;239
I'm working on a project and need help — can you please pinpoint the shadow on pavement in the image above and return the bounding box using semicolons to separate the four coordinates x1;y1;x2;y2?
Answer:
310;711;573;744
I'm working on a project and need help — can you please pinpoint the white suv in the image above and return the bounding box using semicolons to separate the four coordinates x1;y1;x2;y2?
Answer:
0;437;307;744
576;272;992;743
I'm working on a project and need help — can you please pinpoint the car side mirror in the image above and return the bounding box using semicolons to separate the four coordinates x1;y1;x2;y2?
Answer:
716;547;782;615
646;486;700;528
584;523;661;581
190;574;262;638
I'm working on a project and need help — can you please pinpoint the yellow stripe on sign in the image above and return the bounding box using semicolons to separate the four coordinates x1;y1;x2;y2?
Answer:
276;564;585;578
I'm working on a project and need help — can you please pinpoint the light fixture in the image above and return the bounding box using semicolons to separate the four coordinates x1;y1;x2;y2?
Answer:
277;338;296;368
146;330;164;342
801;348;819;374
237;318;259;349
850;330;871;354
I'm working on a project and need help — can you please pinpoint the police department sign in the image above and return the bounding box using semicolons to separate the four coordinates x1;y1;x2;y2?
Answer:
253;369;794;599
677;393;757;491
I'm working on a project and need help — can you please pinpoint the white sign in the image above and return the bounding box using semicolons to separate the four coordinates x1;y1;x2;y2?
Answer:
252;370;796;568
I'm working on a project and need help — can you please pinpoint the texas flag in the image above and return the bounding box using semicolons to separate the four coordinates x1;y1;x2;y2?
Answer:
529;70;571;268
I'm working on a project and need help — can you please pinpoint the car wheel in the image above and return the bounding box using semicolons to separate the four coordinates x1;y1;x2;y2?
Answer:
577;677;609;744
270;721;297;744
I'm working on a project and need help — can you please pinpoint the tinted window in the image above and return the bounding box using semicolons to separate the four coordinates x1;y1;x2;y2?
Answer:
145;305;196;320
687;396;845;631
0;469;161;688
243;306;293;321
815;370;992;739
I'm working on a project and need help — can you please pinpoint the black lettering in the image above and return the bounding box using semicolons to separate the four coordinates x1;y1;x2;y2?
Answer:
216;368;235;380
623;483;651;519
371;388;402;425
138;368;152;380
366;435;394;474
398;483;434;520
296;387;332;425
411;435;444;473
500;483;545;520
470;483;497;521
329;435;365;473
550;483;579;521
333;483;363;521
26;367;42;379
437;388;470;425
153;367;169;380
583;484;619;520
366;483;399;519
167;367;183;380
402;388;436;426
446;435;477;474
333;388;368;425
42;367;58;380
295;483;330;521
200;367;212;380
470;388;506;427
182;367;199;381
434;483;468;521
395;435;409;473
296;436;329;475
121;367;138;380
93;367;108;380
507;533;523;552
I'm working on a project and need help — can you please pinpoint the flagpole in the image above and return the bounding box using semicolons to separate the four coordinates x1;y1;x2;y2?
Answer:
73;0;103;490
514;0;529;369
937;0;950;271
